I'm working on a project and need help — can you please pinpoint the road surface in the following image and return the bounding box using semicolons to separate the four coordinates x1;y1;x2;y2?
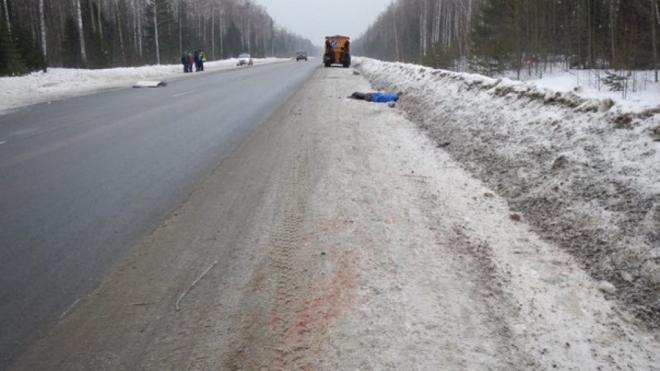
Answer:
0;60;316;368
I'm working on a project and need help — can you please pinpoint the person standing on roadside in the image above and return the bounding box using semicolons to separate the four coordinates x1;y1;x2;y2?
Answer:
187;52;194;73
181;52;189;73
193;50;200;72
199;50;206;71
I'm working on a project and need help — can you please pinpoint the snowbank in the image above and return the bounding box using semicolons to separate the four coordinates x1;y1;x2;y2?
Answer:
0;58;287;114
355;57;660;328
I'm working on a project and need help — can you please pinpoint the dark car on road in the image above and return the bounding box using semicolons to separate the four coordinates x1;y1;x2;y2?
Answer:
296;51;307;61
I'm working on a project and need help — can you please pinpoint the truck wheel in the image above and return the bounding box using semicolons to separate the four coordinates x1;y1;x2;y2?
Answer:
324;62;331;67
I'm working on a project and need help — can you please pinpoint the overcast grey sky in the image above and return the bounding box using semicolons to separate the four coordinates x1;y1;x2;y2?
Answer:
254;0;393;46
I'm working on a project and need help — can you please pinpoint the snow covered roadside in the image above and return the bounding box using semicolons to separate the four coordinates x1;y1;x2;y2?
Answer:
494;67;659;114
0;57;288;115
355;57;660;329
316;78;660;369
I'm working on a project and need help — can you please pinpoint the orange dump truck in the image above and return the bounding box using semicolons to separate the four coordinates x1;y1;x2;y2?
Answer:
323;35;351;68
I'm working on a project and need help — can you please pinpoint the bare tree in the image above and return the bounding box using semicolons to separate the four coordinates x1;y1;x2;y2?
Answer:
152;0;160;64
115;0;126;64
420;0;429;56
2;0;11;36
211;0;215;59
393;2;401;61
39;0;47;59
97;0;104;45
1;0;315;73
74;0;87;65
653;0;659;82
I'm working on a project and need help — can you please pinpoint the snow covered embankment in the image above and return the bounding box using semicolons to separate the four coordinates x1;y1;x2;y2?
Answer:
355;57;660;329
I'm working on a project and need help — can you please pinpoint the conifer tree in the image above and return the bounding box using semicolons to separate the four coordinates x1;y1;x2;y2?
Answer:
0;18;25;75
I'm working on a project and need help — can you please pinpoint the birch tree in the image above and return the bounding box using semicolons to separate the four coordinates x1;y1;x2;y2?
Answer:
115;0;125;64
1;0;315;75
653;0;659;81
39;0;46;59
353;0;656;79
74;0;87;65
2;0;11;36
419;0;429;56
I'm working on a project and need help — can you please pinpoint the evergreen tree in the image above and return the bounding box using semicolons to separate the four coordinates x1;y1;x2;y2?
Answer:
224;20;242;57
0;20;25;76
13;27;47;73
144;0;177;64
62;16;82;68
84;1;111;69
471;0;521;76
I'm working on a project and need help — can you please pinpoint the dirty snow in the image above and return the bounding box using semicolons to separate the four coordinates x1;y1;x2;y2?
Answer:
354;57;660;330
314;79;660;369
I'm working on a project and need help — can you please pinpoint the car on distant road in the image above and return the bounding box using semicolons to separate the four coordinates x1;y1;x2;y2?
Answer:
296;51;307;61
237;53;253;66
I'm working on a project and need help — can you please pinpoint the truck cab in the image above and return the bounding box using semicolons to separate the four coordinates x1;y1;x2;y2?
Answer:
323;35;350;68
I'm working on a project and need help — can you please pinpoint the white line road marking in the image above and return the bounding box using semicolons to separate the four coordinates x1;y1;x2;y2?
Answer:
0;141;6;145
172;91;195;98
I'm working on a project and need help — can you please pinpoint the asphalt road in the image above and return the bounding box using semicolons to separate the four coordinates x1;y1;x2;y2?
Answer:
0;59;317;368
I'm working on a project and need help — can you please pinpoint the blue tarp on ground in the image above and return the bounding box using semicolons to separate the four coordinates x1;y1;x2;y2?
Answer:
368;93;400;103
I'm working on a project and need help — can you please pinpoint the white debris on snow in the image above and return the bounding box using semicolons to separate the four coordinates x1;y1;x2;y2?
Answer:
598;281;618;294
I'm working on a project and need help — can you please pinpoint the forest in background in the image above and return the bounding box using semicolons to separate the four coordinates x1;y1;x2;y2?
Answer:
353;0;659;83
0;0;315;76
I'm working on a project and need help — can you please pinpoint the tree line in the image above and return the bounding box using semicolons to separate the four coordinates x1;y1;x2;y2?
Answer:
0;0;315;76
353;0;659;82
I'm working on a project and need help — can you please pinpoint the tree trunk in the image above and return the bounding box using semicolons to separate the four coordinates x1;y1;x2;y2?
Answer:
2;0;11;36
246;18;251;52
588;0;593;68
220;9;224;58
89;0;96;33
153;0;160;65
39;0;47;61
420;0;428;56
132;0;138;58
653;0;659;82
116;0;125;64
75;0;87;65
137;0;143;59
98;0;103;45
577;0;583;69
393;3;400;61
178;1;181;54
610;0;617;68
